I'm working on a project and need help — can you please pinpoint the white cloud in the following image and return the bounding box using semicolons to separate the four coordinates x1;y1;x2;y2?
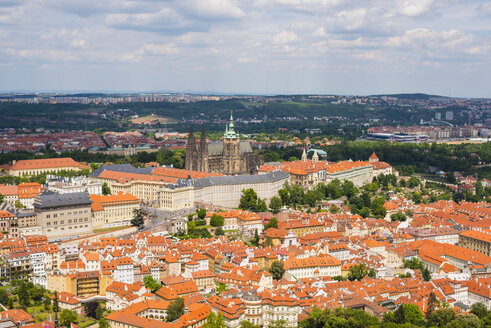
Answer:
273;30;299;44
179;0;245;20
398;0;434;17
136;43;180;56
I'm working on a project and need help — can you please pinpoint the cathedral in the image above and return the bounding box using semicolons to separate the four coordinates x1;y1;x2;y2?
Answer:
185;113;262;175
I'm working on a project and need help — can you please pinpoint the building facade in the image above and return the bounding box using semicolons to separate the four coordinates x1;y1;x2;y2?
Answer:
185;113;262;175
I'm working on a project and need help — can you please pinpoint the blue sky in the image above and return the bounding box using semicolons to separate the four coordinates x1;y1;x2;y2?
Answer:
0;0;490;97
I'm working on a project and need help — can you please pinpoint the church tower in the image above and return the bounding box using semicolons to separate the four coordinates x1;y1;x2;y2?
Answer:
223;111;240;174
185;124;197;171
199;124;209;172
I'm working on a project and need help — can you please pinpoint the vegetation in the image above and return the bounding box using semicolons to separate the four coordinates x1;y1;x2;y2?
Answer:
239;188;268;212
403;258;432;281
203;312;225;328
166;297;185;322
102;182;111;195
264;217;278;230
268;260;285;281
131;208;144;228
143;275;161;292
347;263;376;281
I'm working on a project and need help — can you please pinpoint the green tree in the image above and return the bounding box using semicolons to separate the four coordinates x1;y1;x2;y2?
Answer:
289;185;305;205
390;212;407;222
269;196;282;214
304;190;322;207
17;281;30;308
329;204;339;214
268;261;285;281
143;275;161;292
202;312;225;328
14;200;24;209
197;208;207;220
7;297;14;309
239;188;268;212
99;318;109;328
425;292;439;321
215;227;224;236
394;304;406;324
268;320;287;328
84;302;100;319
428;308;456;327
0;289;8;305
215;282;229;295
131;208;144;228
446;314;481;328
166;297;185;322
59;309;78;327
210;214;224;227
408;177;420;188
347;263;374;281
341;180;358;198
156;150;164;164
53;292;60;312
102;182;111;195
240;321;260;328
264;217;278;230
278;188;290;205
470;302;488;319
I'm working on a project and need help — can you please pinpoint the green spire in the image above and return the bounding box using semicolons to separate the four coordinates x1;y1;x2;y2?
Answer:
224;110;238;139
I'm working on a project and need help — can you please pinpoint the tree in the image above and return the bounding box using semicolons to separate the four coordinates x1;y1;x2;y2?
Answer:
470;302;488;319
166;297;185;322
240;321;260;328
156;150;164;164
394;304;406;324
53;292;60;312
102;182;111;195
131;208;144;228
43;296;51;311
99;318;109;328
95;304;104;320
17;281;30;308
269;196;282;214
428;308;456;327
341;180;358;199
84;301;100;319
289;185;305;205
7;298;14;309
202;312;225;328
0;289;8;306
329;204;339;214
268;320;287;328
425;292;439;321
268;261;285;281
215;282;229;295
215;227;224;236
143;275;161;292
347;263;373;281
408;177;420;188
264;217;278;230
197;208;207;220
239;188;268;212
390;212;407;222
278;189;290;206
210;214;224;227
446;314;482;328
251;229;259;247
14;200;24;209
59;309;78;327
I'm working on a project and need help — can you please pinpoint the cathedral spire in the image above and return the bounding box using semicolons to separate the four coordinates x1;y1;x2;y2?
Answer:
301;148;307;162
224;110;238;139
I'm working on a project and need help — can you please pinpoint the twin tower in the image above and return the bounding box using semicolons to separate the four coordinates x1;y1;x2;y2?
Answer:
185;112;248;175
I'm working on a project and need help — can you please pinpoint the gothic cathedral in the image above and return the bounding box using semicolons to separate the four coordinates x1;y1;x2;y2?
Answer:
185;112;262;175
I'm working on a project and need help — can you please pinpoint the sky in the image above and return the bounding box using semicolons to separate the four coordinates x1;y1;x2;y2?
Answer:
0;0;490;97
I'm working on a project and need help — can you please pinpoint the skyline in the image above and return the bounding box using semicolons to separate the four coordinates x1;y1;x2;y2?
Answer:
0;0;490;97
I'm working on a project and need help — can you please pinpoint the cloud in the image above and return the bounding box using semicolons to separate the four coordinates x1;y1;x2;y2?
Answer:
273;30;299;44
398;0;434;17
136;43;180;56
178;0;245;20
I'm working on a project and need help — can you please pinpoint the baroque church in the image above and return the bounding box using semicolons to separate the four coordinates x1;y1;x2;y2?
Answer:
185;113;262;175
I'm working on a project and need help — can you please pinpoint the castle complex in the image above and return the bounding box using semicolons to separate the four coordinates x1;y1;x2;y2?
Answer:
185;112;261;175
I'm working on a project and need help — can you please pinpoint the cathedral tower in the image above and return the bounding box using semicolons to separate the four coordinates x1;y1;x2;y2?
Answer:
199;124;209;172
185;124;197;171
223;111;241;174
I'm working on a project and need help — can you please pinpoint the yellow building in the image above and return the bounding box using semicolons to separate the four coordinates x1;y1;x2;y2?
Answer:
47;271;112;297
8;158;86;176
91;192;141;230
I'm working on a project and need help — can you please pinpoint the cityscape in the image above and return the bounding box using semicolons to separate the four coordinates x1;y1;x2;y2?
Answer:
0;1;490;328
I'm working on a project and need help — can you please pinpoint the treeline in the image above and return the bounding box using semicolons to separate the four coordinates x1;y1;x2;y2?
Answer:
298;300;491;328
0;149;186;169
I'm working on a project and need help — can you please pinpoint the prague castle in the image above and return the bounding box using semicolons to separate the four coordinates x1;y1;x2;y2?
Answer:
185;112;262;175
